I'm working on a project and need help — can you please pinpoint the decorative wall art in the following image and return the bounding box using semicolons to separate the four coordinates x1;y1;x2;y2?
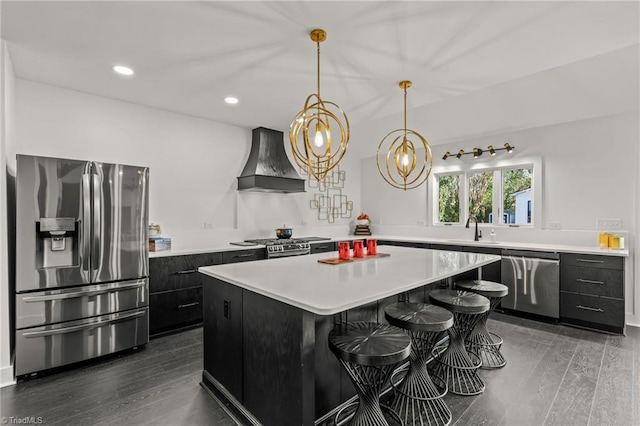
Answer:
301;165;353;223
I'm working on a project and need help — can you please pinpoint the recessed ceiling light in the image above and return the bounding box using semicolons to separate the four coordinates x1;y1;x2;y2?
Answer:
113;65;134;76
224;97;239;104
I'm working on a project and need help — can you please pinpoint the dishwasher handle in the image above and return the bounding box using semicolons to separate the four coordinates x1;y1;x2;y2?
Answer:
501;249;559;260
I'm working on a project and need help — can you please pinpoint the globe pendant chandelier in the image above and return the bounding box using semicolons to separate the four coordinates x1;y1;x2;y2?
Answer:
290;29;350;181
376;80;433;190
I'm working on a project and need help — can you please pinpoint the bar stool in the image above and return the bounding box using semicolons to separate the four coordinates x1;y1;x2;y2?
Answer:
428;289;490;396
328;321;411;426
384;302;454;426
455;280;509;369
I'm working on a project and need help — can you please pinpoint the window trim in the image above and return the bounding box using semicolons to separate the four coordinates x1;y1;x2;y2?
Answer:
428;156;542;229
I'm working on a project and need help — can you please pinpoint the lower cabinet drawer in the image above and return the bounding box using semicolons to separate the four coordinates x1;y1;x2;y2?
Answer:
561;266;623;298
560;292;624;329
150;287;203;334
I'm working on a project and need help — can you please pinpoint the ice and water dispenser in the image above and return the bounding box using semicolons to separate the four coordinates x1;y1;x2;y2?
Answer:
35;217;79;268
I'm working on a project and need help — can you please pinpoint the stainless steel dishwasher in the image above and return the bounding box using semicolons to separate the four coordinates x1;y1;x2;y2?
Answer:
501;249;560;319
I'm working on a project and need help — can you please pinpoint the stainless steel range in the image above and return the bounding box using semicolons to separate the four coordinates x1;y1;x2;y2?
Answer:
245;238;311;258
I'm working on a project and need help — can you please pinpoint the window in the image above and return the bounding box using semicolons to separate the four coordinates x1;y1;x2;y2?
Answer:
437;174;461;223
432;162;536;227
468;171;493;223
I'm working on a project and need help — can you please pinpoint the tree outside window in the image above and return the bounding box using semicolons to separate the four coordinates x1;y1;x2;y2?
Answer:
468;171;493;223
437;174;461;223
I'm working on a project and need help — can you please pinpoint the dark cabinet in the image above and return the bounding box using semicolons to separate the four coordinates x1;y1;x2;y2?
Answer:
222;248;266;264
310;241;336;254
149;252;223;335
560;253;625;333
378;240;430;249
203;276;243;401
463;246;502;283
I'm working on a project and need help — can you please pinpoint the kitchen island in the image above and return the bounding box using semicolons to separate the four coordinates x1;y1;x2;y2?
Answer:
198;246;500;426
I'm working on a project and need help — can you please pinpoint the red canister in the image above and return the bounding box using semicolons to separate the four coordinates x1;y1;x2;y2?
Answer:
353;240;364;258
338;241;350;261
367;239;377;255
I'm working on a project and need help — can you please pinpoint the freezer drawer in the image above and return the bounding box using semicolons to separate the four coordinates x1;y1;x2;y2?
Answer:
15;308;148;376
16;279;148;329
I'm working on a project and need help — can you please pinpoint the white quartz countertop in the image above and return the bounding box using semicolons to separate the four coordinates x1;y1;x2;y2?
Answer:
151;234;628;258
198;245;501;315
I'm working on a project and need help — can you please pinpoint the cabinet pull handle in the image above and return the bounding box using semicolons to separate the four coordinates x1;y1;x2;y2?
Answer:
235;253;254;258
176;269;198;275
576;305;604;313
576;278;605;285
178;302;199;309
576;258;605;264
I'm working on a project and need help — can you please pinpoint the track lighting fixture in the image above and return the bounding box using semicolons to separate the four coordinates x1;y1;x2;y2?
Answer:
442;143;515;160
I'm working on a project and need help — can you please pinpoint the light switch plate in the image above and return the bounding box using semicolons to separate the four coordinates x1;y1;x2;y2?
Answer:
547;222;562;230
596;219;622;230
596;219;622;231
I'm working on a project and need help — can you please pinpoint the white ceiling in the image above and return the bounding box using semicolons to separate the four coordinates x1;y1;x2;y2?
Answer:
2;1;638;133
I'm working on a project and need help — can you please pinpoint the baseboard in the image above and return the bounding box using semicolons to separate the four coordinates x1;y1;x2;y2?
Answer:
0;364;15;388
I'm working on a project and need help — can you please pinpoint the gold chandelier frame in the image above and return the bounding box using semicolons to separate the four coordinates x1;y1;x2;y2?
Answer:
290;29;350;181
376;80;433;190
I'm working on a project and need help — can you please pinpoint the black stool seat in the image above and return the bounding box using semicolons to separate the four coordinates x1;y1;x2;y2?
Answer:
385;302;454;332
455;280;509;369
429;289;490;314
385;303;454;426
455;280;508;298
428;289;490;396
328;322;411;426
329;321;411;366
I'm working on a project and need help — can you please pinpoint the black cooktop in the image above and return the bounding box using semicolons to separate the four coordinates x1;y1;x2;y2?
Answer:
230;237;331;247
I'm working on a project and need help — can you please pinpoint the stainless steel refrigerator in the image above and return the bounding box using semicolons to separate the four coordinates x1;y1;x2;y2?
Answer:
14;154;149;377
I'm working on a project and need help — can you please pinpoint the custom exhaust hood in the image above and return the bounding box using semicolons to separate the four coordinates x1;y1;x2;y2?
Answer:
237;127;306;193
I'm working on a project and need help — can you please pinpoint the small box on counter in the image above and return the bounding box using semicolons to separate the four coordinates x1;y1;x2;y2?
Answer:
149;237;171;252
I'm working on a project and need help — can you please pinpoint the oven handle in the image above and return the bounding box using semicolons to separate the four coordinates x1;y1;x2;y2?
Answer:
21;280;146;302
22;310;146;338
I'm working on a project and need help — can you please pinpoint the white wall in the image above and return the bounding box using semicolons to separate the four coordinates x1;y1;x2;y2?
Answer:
1;41;16;387
8;80;359;251
357;46;639;325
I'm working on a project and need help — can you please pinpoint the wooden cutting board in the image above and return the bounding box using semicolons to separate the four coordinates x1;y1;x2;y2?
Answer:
317;253;390;265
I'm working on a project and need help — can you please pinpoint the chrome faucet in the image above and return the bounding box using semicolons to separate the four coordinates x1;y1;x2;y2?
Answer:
465;215;482;241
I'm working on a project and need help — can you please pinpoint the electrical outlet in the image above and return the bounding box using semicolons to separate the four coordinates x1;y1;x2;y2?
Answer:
547;222;562;230
417;220;426;226
596;219;622;230
203;222;213;229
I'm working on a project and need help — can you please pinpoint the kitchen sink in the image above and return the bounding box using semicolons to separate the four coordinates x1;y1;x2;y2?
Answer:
447;239;500;244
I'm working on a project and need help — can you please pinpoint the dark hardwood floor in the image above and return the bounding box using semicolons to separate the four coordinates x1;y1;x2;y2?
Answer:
2;314;639;425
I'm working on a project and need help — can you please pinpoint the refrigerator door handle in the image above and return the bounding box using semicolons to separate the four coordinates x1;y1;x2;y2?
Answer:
82;173;92;272
21;280;147;302
22;310;146;338
92;166;102;276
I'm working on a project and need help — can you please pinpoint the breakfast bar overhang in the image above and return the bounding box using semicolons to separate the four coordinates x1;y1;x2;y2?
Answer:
198;245;501;426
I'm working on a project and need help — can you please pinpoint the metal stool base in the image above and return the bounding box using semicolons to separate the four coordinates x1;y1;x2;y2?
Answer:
337;359;404;426
390;365;451;426
336;401;403;426
429;313;485;396
466;328;506;369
